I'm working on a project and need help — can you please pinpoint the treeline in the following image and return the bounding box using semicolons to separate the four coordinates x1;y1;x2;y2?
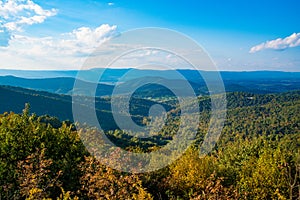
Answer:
0;90;299;199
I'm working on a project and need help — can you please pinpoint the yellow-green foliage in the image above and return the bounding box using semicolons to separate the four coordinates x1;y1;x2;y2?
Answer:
0;92;299;200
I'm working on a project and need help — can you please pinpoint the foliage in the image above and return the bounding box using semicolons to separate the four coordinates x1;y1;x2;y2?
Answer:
78;156;153;200
0;89;299;199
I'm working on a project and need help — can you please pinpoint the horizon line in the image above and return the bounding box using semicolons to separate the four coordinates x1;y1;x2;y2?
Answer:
0;68;299;73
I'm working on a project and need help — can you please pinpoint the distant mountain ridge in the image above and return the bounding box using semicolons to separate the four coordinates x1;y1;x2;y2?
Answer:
1;69;300;95
1;68;299;81
0;75;114;96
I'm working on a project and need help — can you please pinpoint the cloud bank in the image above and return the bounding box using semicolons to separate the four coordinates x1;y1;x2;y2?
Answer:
0;0;118;69
250;32;300;53
0;24;118;69
0;0;57;31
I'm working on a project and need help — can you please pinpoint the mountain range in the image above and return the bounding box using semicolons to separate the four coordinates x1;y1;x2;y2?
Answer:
0;69;300;97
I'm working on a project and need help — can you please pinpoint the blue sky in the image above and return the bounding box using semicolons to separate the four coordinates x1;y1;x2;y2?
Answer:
0;0;300;71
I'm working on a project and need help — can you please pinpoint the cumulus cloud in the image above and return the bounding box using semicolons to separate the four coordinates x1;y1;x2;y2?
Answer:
250;33;300;53
66;25;118;53
0;0;57;31
0;24;118;69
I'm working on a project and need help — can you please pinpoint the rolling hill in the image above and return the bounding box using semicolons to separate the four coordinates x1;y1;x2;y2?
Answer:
0;85;175;130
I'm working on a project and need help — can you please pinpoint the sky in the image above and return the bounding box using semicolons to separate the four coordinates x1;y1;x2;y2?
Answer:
0;0;300;71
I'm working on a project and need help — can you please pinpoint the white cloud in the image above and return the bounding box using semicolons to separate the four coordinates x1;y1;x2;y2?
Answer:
0;24;118;69
108;2;114;6
0;0;57;31
250;32;300;53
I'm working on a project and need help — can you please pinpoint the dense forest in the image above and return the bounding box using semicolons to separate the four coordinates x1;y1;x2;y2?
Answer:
0;89;299;199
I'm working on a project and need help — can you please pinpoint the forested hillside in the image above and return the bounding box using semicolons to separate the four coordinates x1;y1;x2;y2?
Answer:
0;85;175;130
0;89;299;199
